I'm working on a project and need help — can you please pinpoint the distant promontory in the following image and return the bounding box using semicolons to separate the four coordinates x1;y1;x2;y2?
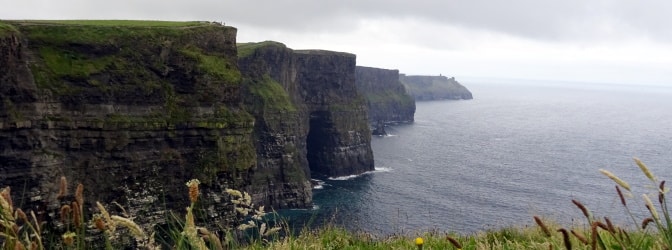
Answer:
401;74;473;101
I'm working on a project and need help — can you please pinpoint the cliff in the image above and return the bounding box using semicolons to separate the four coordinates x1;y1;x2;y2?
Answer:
401;74;473;100
0;21;377;243
0;20;258;241
238;41;374;180
355;66;415;124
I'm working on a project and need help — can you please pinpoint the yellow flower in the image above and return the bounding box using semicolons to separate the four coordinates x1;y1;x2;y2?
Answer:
62;232;76;246
415;237;424;246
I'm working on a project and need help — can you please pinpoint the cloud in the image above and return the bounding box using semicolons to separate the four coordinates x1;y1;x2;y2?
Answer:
3;0;672;84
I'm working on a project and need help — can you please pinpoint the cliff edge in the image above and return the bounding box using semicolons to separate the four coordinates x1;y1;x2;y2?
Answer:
401;74;473;100
238;41;374;180
0;21;256;239
355;66;415;125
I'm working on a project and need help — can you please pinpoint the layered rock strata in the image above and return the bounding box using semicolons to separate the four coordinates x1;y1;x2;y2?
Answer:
355;66;415;124
238;41;374;181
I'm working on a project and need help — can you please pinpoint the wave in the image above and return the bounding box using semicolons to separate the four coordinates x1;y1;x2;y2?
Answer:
327;167;392;181
311;179;327;189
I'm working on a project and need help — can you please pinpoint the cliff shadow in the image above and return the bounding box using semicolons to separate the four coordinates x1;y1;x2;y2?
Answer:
306;110;333;177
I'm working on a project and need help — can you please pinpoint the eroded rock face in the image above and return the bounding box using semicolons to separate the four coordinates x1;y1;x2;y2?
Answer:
1;24;377;244
239;42;374;182
401;74;473;101
0;23;253;237
355;66;415;124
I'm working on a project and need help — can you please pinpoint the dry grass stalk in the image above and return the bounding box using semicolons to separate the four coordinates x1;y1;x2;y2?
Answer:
71;201;81;226
571;199;591;220
92;214;106;231
590;223;598;250
557;228;572;250
111;215;146;240
446;235;462;249
186;179;201;204
57;176;67;199
615;185;627;207
534;216;552;237
571;229;588;245
634;157;656;182
96;201;116;233
604;217;616;233
599;169;631;191
75;183;84;209
642;218;655;229
643;194;660;221
1;187;13;210
59;205;71;224
14;209;28;224
198;227;223;250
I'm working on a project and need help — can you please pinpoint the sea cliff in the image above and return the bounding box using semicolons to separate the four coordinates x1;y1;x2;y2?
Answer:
238;41;374;180
355;66;415;125
401;74;473;100
0;22;372;238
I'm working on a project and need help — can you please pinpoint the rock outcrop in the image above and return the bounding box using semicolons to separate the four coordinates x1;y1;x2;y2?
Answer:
355;66;415;125
238;41;374;180
401;74;473;100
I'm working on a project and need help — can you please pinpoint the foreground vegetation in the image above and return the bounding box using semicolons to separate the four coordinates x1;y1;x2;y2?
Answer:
1;158;671;249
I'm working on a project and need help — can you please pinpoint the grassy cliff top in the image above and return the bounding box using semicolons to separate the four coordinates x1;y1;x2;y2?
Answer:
237;41;287;58
3;20;215;27
294;49;355;57
0;21;19;36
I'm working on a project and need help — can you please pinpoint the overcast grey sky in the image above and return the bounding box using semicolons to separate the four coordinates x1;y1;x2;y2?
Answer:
2;0;672;85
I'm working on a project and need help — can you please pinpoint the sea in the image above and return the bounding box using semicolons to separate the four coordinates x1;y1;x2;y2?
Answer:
279;78;672;236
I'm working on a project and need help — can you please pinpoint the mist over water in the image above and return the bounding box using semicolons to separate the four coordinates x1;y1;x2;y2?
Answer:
280;79;672;235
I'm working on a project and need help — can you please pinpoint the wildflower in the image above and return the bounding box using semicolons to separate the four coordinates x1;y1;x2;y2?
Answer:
415;237;424;249
62;232;76;246
225;188;242;198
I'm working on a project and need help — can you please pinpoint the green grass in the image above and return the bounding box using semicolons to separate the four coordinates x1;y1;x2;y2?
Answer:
237;41;287;58
181;47;241;84
6;20;207;27
0;21;18;36
245;75;297;112
236;224;661;250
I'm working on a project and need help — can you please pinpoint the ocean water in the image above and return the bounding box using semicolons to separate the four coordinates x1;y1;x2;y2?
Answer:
280;79;672;235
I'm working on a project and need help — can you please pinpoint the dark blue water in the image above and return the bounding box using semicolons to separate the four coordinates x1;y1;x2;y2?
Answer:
281;79;672;235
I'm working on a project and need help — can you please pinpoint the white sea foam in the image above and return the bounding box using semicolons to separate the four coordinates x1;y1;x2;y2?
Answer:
327;167;392;180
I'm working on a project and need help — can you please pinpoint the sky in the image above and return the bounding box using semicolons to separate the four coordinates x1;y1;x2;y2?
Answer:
2;0;672;85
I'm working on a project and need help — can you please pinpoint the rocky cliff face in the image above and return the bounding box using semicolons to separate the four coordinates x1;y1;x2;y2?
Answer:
0;21;257;237
401;74;473;100
355;66;415;124
238;42;374;179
